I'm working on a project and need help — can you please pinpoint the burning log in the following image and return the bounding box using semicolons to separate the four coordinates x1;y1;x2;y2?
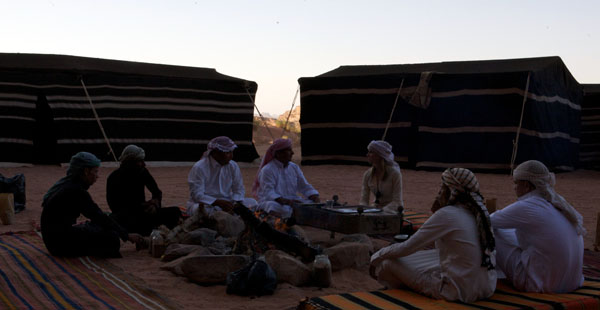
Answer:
232;203;319;262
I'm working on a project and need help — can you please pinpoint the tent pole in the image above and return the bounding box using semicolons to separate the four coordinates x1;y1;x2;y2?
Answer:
510;72;531;174
80;78;119;163
245;87;275;141
382;79;405;141
280;85;300;138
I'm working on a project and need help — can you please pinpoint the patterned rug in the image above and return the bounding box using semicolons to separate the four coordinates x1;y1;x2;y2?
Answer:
0;231;178;310
298;250;600;310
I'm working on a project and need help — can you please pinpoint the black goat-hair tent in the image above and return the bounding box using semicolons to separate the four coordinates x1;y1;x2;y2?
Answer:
298;56;582;171
581;84;600;170
0;53;259;164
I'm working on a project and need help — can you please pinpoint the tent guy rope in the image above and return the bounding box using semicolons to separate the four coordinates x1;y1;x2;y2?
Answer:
382;79;405;141
80;78;119;163
280;86;300;138
510;72;531;174
245;86;275;141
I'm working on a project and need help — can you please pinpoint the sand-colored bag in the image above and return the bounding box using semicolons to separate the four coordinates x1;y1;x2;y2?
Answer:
0;193;15;225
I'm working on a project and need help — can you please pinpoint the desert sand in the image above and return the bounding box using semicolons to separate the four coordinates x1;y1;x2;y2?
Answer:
1;145;598;309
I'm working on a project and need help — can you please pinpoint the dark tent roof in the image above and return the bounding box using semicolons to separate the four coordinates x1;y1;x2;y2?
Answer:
318;56;573;77
0;53;249;82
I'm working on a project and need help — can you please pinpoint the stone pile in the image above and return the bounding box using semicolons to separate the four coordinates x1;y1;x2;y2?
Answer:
152;208;374;287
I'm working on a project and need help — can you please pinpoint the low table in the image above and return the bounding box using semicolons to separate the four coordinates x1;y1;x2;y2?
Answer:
291;204;404;235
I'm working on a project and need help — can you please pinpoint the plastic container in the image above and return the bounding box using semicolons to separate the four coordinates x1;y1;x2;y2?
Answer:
312;254;332;288
150;229;165;258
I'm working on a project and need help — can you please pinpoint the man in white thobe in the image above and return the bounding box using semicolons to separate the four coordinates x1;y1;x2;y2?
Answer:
186;136;257;216
370;168;496;303
491;160;584;293
252;138;319;219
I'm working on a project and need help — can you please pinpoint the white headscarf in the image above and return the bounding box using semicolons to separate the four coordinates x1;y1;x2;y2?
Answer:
203;136;238;158
513;160;586;235
119;145;145;162
367;140;398;168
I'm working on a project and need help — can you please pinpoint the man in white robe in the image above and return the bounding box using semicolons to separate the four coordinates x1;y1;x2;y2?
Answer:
186;136;257;216
370;168;496;303
491;160;584;293
252;138;319;219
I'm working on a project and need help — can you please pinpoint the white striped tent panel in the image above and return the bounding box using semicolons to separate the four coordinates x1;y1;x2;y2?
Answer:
48;102;252;114
418;126;579;143
0;100;36;109
53;117;252;125
0;115;35;121
416;161;512;170
0;81;250;97
417;161;574;171
0;93;38;101
0;138;33;145
301;87;578;111
580;152;600;161
301;86;418;97
302;155;409;163
301;122;411;129
46;95;253;108
56;138;254;146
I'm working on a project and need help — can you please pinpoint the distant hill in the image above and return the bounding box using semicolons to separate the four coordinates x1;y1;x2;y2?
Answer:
252;106;301;158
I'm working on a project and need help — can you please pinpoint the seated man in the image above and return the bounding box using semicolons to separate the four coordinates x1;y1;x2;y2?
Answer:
252;138;319;219
107;145;181;236
187;136;257;216
41;152;142;258
370;168;496;303
359;140;404;213
491;160;584;293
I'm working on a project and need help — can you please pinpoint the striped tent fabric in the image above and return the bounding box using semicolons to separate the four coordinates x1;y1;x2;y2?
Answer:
581;84;600;170
0;53;259;164
298;57;582;171
0;231;178;309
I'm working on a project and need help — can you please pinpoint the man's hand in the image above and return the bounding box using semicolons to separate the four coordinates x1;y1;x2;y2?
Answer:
212;199;234;213
308;195;320;203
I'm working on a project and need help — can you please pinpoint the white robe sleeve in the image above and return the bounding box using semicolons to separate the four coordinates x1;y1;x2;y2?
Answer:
293;164;318;198
258;166;281;201
230;162;245;202
188;162;217;205
371;208;455;266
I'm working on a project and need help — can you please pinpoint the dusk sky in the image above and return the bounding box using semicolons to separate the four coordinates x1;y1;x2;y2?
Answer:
2;0;599;115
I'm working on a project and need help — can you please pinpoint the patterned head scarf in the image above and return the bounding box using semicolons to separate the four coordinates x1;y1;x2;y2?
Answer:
119;144;145;162
43;152;101;203
203;136;238;158
367;140;398;168
441;168;495;270
513;160;585;235
252;138;293;198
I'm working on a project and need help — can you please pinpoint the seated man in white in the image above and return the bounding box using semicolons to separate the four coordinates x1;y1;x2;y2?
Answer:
491;160;584;293
370;168;497;303
252;138;319;219
186;136;257;216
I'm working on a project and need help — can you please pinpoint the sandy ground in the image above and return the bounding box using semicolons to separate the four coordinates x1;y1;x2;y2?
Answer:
1;157;599;309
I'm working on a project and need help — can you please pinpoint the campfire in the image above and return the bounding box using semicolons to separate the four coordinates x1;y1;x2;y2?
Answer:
231;204;319;262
